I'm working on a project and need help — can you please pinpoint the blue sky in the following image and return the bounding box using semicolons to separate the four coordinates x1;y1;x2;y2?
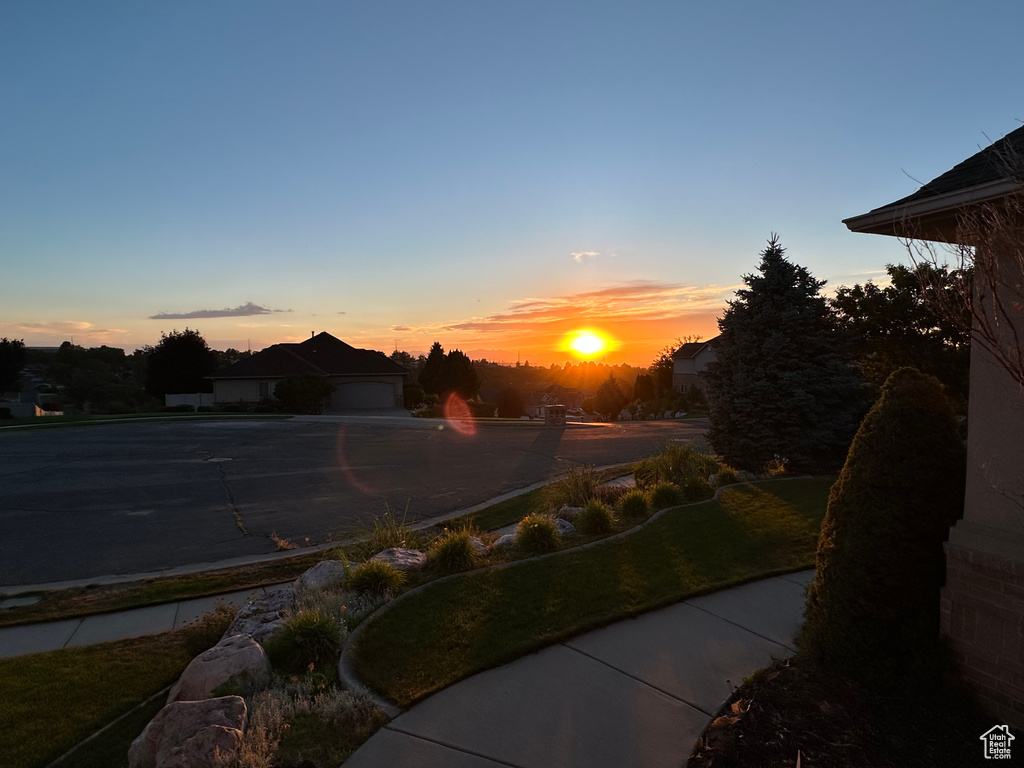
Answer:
1;1;1020;365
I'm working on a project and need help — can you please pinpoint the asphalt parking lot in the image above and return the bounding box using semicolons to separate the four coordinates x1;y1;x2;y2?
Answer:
0;415;705;586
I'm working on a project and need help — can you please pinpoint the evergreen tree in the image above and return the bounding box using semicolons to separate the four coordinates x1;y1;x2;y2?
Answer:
595;373;628;418
632;372;655;402
439;349;480;400
800;368;965;686
705;236;862;472
418;342;446;395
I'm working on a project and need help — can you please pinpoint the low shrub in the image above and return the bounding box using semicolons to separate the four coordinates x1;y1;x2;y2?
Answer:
617;489;650;520
593;483;629;508
575;500;615;535
467;400;497;418
196;405;214;412
351;502;417;558
346;560;407;597
220;402;249;413
428;529;479;573
649;482;683;510
264;610;343;675
515;513;560;555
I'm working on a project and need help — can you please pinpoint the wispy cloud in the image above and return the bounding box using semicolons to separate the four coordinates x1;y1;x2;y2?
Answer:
571;251;600;264
392;281;738;336
149;302;291;320
10;321;128;345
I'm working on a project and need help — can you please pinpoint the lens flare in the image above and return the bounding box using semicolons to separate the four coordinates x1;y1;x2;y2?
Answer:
443;392;476;436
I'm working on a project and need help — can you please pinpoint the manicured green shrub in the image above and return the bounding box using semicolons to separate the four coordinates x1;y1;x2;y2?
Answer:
515;513;560;555
428;529;479;573
346;560;407;597
800;368;966;687
161;403;195;412
467;400;497;418
617;489;651;520
575;500;615;535
648;482;683;510
264;610;343;674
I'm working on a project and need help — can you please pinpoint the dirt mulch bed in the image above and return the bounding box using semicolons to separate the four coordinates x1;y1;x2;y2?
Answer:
689;656;994;767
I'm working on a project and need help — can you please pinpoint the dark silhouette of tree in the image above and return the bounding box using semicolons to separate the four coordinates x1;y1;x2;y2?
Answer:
273;373;335;414
438;349;480;400
419;342;446;395
0;338;26;393
143;328;218;398
705;235;863;472
832;263;971;409
595;373;628;418
632;373;655;402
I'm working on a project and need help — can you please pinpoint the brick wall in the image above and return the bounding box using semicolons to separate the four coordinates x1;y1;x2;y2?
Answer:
942;541;1024;726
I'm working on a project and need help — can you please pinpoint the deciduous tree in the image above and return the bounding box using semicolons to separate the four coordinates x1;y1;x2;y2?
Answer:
0;338;26;394
143;328;218;398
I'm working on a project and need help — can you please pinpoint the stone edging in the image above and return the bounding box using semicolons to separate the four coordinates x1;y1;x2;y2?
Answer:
337;475;819;717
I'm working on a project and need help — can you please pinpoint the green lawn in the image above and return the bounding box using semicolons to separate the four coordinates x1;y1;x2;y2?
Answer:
0;635;193;768
353;477;832;706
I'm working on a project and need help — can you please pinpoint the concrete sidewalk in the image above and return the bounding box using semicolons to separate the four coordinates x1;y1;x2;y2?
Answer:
345;570;812;768
0;586;272;659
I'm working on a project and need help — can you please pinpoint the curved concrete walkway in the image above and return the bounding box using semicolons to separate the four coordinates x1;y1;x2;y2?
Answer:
345;570;813;768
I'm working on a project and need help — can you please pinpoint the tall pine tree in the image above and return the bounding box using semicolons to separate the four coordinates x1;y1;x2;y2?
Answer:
705;236;863;472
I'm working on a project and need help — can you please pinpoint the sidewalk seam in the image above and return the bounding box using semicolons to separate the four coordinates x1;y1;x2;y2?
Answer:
384;724;527;768
61;619;84;649
683;590;800;654
559;643;715;717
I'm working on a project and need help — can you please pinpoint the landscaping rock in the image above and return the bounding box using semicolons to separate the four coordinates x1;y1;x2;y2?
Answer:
557;505;583;521
224;585;296;644
553;517;575;535
664;410;674;419
736;470;759;483
674;411;687;418
294;560;347;591
370;547;427;571
493;534;516;548
469;536;488;556
128;696;246;768
169;633;271;703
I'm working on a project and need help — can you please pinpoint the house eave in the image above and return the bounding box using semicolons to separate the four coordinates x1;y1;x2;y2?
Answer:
843;178;1020;242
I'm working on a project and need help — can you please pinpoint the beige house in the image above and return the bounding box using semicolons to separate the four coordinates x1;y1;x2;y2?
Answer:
671;337;719;392
210;332;408;411
844;125;1024;725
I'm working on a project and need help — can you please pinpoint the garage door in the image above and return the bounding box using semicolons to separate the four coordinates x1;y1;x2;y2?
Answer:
332;381;396;410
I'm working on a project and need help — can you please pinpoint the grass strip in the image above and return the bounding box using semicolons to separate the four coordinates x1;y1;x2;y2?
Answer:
0;634;193;768
353;478;832;707
0;413;290;432
0;553;326;628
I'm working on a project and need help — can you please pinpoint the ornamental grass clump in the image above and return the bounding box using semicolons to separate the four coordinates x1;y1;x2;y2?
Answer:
548;464;600;508
264;610;343;675
515;513;560;555
634;441;719;490
346;560;407;598
715;466;740;487
427;529;479;574
649;482;683;510
617;489;651;520
800;368;966;688
575;499;615;535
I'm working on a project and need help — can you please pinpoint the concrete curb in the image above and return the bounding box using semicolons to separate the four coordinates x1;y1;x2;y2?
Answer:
337;475;824;714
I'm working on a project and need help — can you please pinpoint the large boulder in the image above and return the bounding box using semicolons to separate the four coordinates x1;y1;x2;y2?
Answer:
469;536;488;556
128;696;246;768
224;585;296;644
294;560;347;592
168;633;271;703
370;547;427;571
552;518;575;535
493;534;516;548
557;505;583;522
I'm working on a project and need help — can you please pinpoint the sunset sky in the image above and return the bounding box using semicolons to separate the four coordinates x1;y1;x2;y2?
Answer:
2;2;1020;366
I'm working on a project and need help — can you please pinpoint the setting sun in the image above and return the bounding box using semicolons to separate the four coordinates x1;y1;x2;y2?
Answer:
565;329;611;358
